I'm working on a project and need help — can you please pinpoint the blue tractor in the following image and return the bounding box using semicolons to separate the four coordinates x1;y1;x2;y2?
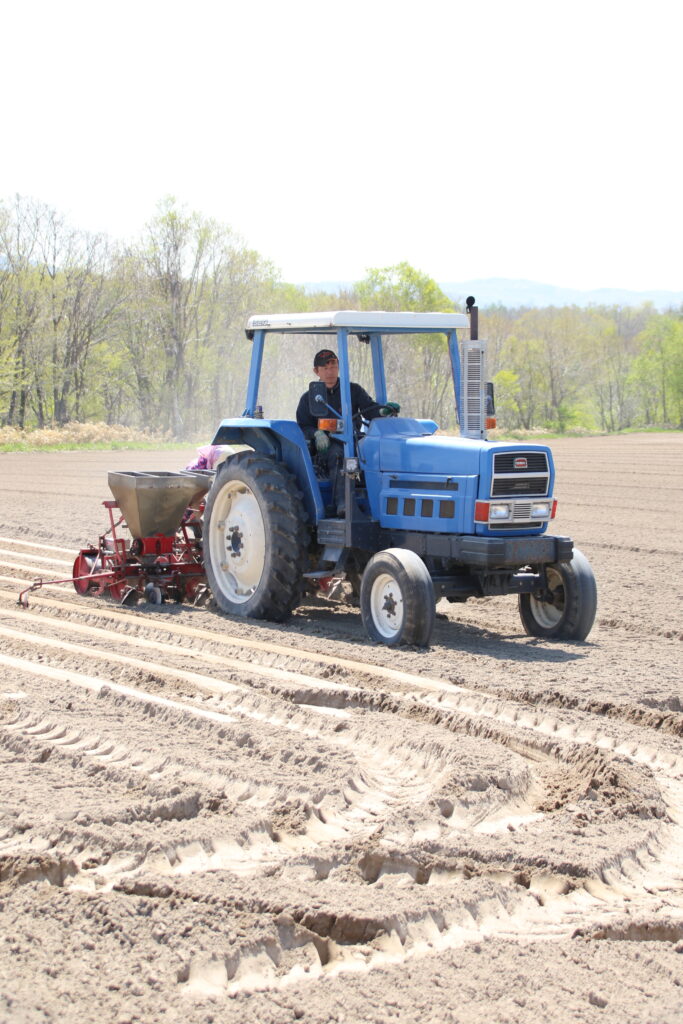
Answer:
204;303;597;647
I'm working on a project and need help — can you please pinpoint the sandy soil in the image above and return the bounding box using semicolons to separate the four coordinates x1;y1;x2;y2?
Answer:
0;433;681;1024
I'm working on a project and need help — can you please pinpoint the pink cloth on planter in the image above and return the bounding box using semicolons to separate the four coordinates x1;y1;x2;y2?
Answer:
185;445;232;471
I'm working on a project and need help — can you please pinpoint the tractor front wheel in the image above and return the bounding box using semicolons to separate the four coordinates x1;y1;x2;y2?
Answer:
203;451;308;622
518;547;597;641
360;548;435;647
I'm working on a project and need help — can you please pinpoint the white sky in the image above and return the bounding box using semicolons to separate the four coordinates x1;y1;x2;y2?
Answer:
2;0;681;290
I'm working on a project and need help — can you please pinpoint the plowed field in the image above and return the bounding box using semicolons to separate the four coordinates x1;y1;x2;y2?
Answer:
0;433;681;1024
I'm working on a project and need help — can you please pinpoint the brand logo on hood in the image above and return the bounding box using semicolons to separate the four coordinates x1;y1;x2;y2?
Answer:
513;457;528;469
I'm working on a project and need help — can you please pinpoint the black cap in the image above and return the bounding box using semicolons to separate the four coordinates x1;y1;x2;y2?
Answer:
314;349;338;367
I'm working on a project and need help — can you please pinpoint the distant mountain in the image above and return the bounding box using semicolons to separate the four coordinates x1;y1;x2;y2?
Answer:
439;279;683;310
302;278;683;310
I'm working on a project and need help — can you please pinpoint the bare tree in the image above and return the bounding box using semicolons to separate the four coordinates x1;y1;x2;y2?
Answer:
0;196;46;427
39;209;123;424
126;198;278;436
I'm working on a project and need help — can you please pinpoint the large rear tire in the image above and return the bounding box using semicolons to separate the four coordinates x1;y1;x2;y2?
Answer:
203;451;308;621
360;548;435;647
518;547;597;641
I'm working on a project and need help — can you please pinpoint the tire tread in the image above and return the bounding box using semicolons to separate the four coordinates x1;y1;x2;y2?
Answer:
360;547;435;647
204;452;308;622
519;547;597;642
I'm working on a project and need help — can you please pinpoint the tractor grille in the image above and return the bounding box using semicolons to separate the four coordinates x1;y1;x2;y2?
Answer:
491;451;549;498
510;502;534;519
492;477;546;496
488;502;542;529
487;521;540;530
494;452;548;473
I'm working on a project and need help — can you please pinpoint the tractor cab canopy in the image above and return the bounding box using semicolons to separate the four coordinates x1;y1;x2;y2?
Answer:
244;309;472;433
247;310;470;334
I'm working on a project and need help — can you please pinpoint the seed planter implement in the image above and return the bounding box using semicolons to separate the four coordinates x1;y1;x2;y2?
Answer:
19;470;211;607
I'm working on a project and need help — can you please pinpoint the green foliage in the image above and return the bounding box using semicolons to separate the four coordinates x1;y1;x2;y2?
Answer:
629;315;683;426
492;368;521;426
356;262;455;312
355;264;457;424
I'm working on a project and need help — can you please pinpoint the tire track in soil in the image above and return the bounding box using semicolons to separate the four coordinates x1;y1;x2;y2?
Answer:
1;570;682;1001
0;436;679;1019
0;610;472;891
0;661;436;872
0;451;682;1015
4;578;682;740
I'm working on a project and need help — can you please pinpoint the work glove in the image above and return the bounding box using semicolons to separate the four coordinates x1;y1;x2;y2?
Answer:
379;402;401;417
314;429;330;453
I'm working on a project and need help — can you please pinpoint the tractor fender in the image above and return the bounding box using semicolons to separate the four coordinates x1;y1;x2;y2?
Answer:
211;417;324;522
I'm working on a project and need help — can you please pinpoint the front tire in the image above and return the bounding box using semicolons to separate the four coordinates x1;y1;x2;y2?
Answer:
519;547;597;641
360;548;435;647
203;451;308;621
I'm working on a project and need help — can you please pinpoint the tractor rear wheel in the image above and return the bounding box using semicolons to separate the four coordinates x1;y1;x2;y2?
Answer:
360;548;435;647
518;547;597;641
203;451;308;621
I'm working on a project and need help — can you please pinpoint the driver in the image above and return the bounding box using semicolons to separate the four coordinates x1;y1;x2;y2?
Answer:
295;349;399;516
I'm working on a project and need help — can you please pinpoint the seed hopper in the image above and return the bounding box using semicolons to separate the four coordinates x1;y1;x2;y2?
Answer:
19;470;212;607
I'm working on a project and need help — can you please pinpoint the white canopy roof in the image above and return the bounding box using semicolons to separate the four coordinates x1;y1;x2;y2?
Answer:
247;310;470;333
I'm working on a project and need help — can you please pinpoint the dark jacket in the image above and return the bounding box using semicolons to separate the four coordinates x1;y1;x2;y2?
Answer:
296;380;383;440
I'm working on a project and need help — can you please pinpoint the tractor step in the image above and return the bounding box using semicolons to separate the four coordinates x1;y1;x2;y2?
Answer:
316;517;379;552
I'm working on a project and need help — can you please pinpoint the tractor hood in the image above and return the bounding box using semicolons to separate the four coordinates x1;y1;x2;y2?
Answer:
359;419;486;475
358;420;555;535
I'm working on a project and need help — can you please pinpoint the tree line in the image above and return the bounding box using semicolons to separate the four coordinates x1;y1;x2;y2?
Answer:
1;194;682;438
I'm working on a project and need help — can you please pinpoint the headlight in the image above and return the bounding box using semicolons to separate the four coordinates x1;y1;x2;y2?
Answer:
489;503;511;520
530;502;551;518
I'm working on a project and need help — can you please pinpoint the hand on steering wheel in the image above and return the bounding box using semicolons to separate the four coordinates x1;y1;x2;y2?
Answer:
379;402;401;417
